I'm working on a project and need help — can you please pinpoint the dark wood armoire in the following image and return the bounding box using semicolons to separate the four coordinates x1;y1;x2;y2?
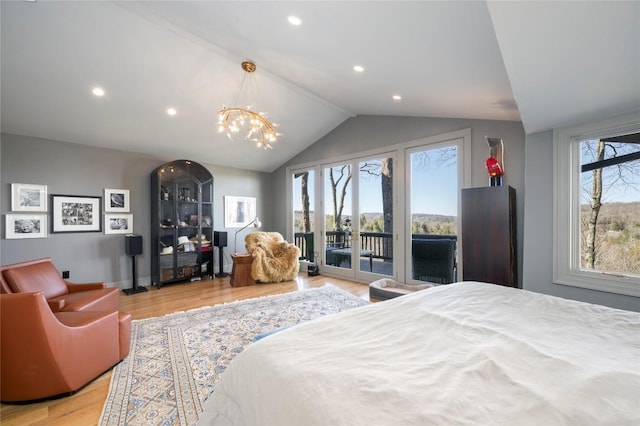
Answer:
461;185;517;287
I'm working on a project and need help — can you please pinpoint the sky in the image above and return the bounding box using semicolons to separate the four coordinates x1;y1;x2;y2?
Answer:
581;140;639;204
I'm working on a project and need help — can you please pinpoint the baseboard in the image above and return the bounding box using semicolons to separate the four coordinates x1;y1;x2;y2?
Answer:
109;276;152;290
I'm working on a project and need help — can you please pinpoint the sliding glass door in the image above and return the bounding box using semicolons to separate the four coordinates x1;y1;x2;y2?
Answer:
358;157;394;277
406;141;460;285
323;155;395;281
323;162;354;275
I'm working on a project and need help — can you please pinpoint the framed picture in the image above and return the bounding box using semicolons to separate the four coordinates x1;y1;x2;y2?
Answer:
5;214;47;239
105;213;133;234
11;183;47;212
104;188;130;212
224;196;256;228
51;195;101;233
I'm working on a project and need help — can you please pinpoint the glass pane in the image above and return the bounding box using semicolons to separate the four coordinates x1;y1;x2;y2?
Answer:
292;170;315;261
410;145;458;283
324;164;352;269
359;158;393;276
201;180;213;203
580;137;640;276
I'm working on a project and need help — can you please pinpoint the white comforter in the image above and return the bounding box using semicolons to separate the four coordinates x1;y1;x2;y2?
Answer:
200;282;640;425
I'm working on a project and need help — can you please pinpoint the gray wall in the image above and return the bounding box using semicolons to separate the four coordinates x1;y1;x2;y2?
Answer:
272;115;526;283
1;133;271;288
523;130;639;312
0;135;2;263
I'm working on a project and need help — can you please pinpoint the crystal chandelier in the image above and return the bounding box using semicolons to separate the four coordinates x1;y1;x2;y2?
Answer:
217;61;280;149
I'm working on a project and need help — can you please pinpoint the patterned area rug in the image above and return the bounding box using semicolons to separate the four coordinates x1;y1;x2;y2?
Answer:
99;286;369;426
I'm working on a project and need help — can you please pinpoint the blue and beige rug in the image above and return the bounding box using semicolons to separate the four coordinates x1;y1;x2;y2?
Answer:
99;286;369;426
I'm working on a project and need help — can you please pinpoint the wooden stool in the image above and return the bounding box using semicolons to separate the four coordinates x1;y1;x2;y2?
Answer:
230;253;255;287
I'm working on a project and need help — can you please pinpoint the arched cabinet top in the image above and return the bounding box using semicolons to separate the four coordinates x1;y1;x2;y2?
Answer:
153;159;213;184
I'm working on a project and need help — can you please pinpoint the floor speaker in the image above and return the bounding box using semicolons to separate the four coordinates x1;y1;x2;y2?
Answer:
123;234;147;295
214;231;228;247
125;234;143;256
214;231;229;277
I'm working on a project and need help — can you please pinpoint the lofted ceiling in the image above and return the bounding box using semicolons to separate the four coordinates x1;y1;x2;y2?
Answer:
1;1;638;173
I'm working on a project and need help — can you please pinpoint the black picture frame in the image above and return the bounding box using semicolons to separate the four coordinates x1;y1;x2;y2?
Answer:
51;194;102;233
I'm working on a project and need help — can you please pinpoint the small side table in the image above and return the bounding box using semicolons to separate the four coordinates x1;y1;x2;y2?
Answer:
230;253;255;287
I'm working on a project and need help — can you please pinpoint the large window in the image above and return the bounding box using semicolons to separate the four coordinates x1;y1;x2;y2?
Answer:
286;128;470;283
554;114;640;296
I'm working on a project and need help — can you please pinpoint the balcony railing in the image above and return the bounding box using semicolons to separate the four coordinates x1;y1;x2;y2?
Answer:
294;231;457;283
294;231;456;262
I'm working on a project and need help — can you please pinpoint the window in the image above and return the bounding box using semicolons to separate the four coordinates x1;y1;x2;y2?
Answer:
286;128;471;283
554;113;640;296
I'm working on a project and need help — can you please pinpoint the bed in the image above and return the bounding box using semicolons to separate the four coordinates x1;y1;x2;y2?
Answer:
199;281;640;425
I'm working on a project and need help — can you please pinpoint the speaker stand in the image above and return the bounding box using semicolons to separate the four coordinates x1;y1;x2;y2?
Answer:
123;254;148;295
215;246;229;277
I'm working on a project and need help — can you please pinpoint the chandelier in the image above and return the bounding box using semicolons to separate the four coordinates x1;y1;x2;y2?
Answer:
217;61;280;149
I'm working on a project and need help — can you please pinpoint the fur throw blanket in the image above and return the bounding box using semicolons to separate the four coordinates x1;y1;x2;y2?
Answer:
245;232;300;282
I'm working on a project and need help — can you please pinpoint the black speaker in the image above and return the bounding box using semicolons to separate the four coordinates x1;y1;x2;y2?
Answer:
125;234;143;256
213;231;229;277
123;234;147;295
214;231;227;247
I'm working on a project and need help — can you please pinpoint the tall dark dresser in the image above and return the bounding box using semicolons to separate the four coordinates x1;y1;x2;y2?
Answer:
461;186;517;287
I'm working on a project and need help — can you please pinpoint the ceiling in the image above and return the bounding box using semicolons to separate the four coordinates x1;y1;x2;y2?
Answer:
1;1;638;173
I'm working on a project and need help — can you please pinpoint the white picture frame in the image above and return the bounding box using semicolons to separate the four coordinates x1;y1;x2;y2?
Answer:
104;188;130;212
11;183;47;212
105;213;134;234
5;214;47;239
224;196;257;228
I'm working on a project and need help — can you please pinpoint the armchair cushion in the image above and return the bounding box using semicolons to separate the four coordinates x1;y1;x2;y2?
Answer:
245;232;300;282
3;260;69;298
46;288;119;313
1;258;118;313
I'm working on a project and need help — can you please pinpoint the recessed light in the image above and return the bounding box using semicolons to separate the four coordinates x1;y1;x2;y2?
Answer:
353;65;365;73
392;95;402;101
167;107;177;116
287;15;302;26
92;87;105;97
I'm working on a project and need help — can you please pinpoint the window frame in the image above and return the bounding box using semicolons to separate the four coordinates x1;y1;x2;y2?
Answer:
553;112;640;297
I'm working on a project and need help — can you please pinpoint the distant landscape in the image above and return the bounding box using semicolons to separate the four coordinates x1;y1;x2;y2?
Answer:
580;202;640;275
294;211;457;236
296;202;639;276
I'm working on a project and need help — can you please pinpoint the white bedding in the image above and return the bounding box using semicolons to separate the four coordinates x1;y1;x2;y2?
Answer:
199;282;640;425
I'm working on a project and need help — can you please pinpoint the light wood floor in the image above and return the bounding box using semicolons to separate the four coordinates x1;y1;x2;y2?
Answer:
0;274;370;425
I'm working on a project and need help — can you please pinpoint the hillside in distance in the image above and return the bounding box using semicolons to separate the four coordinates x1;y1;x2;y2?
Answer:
579;201;640;274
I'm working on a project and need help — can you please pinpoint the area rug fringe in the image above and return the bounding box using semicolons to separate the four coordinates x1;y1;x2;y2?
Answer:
99;286;368;426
